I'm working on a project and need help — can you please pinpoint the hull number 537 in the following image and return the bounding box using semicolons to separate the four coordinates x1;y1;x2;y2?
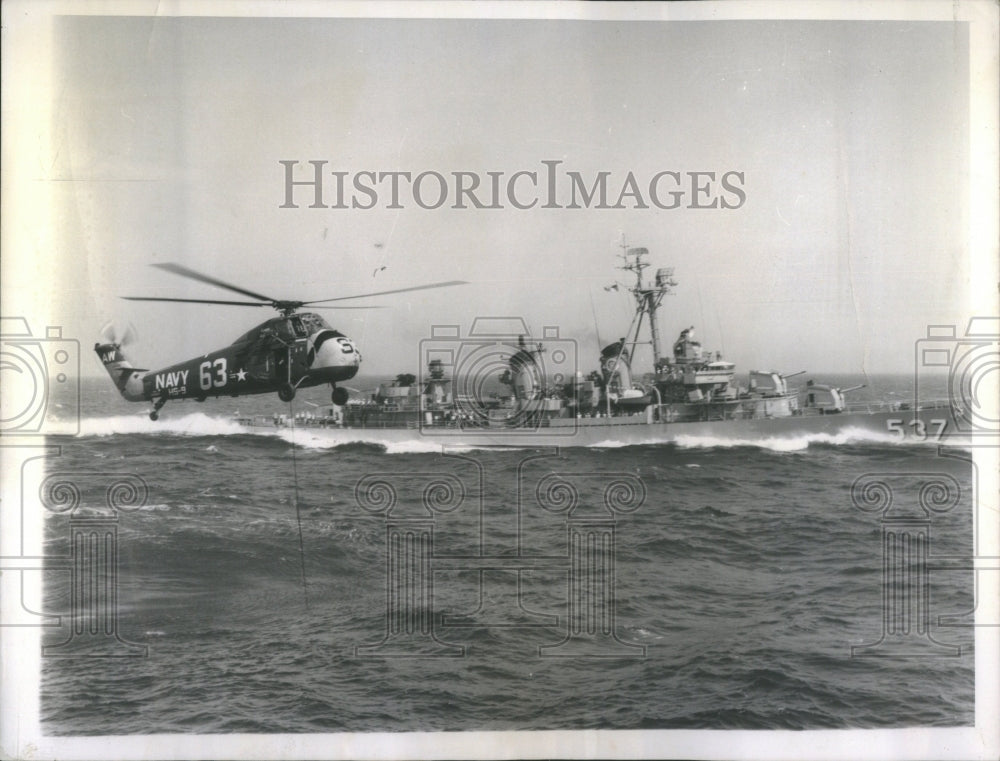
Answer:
886;418;947;441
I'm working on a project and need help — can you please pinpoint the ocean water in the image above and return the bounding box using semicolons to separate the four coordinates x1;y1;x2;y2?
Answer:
38;376;975;733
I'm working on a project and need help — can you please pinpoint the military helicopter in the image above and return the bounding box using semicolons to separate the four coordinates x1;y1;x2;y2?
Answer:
95;263;465;420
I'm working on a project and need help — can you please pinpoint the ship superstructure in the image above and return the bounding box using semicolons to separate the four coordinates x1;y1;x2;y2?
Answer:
332;246;822;429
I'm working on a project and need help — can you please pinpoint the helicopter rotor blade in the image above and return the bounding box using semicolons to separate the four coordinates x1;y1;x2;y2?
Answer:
122;296;269;307
152;262;277;302
307;305;388;310
131;266;464;314
304;280;468;305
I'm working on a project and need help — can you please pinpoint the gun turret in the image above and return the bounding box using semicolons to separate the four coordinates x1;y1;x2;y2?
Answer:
801;382;865;414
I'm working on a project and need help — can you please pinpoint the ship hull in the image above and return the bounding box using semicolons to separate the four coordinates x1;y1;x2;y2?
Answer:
241;403;966;448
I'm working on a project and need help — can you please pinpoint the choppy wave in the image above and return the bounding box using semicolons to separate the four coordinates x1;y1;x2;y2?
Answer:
672;426;905;452
272;428;477;454
71;412;481;454
76;413;248;437
590;426;921;452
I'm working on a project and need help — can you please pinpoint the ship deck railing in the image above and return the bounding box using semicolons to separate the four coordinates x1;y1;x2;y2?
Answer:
838;398;953;415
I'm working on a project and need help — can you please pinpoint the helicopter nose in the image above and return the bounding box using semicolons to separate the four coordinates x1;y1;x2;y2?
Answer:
313;331;361;369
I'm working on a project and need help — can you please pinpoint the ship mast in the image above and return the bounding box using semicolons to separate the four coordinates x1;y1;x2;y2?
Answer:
618;243;676;371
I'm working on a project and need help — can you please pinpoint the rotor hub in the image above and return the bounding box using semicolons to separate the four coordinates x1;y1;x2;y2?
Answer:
273;300;305;316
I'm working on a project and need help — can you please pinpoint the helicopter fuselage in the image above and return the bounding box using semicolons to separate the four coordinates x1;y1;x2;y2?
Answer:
99;261;465;419
96;313;360;409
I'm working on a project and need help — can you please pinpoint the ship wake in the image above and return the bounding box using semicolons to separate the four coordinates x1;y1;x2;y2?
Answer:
591;426;930;452
69;413;478;454
64;414;957;454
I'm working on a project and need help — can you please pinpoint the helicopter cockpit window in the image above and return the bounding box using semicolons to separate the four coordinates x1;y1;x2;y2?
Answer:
289;316;308;338
269;321;292;340
299;313;331;334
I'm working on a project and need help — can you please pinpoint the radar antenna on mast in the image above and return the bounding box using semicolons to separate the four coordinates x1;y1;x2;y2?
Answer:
614;241;677;370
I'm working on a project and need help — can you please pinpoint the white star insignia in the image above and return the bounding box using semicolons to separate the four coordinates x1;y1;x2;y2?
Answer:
235;368;247;382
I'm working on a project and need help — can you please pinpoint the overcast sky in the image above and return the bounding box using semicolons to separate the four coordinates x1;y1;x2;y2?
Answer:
16;13;975;376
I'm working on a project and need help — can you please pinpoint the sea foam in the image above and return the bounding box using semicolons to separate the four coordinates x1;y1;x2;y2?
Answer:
71;414;946;454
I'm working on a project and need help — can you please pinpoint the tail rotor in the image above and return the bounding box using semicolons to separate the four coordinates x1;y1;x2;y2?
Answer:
95;322;146;403
100;321;139;348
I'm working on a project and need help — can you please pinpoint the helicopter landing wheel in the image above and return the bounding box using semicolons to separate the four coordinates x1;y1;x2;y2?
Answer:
195;395;207;403
278;383;296;403
331;386;349;405
149;396;167;421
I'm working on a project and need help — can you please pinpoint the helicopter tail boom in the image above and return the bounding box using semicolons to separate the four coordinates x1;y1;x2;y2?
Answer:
94;342;147;402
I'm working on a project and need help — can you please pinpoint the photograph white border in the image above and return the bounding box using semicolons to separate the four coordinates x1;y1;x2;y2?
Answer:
2;1;997;759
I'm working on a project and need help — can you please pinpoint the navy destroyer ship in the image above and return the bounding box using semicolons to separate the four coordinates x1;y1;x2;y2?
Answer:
237;247;959;447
